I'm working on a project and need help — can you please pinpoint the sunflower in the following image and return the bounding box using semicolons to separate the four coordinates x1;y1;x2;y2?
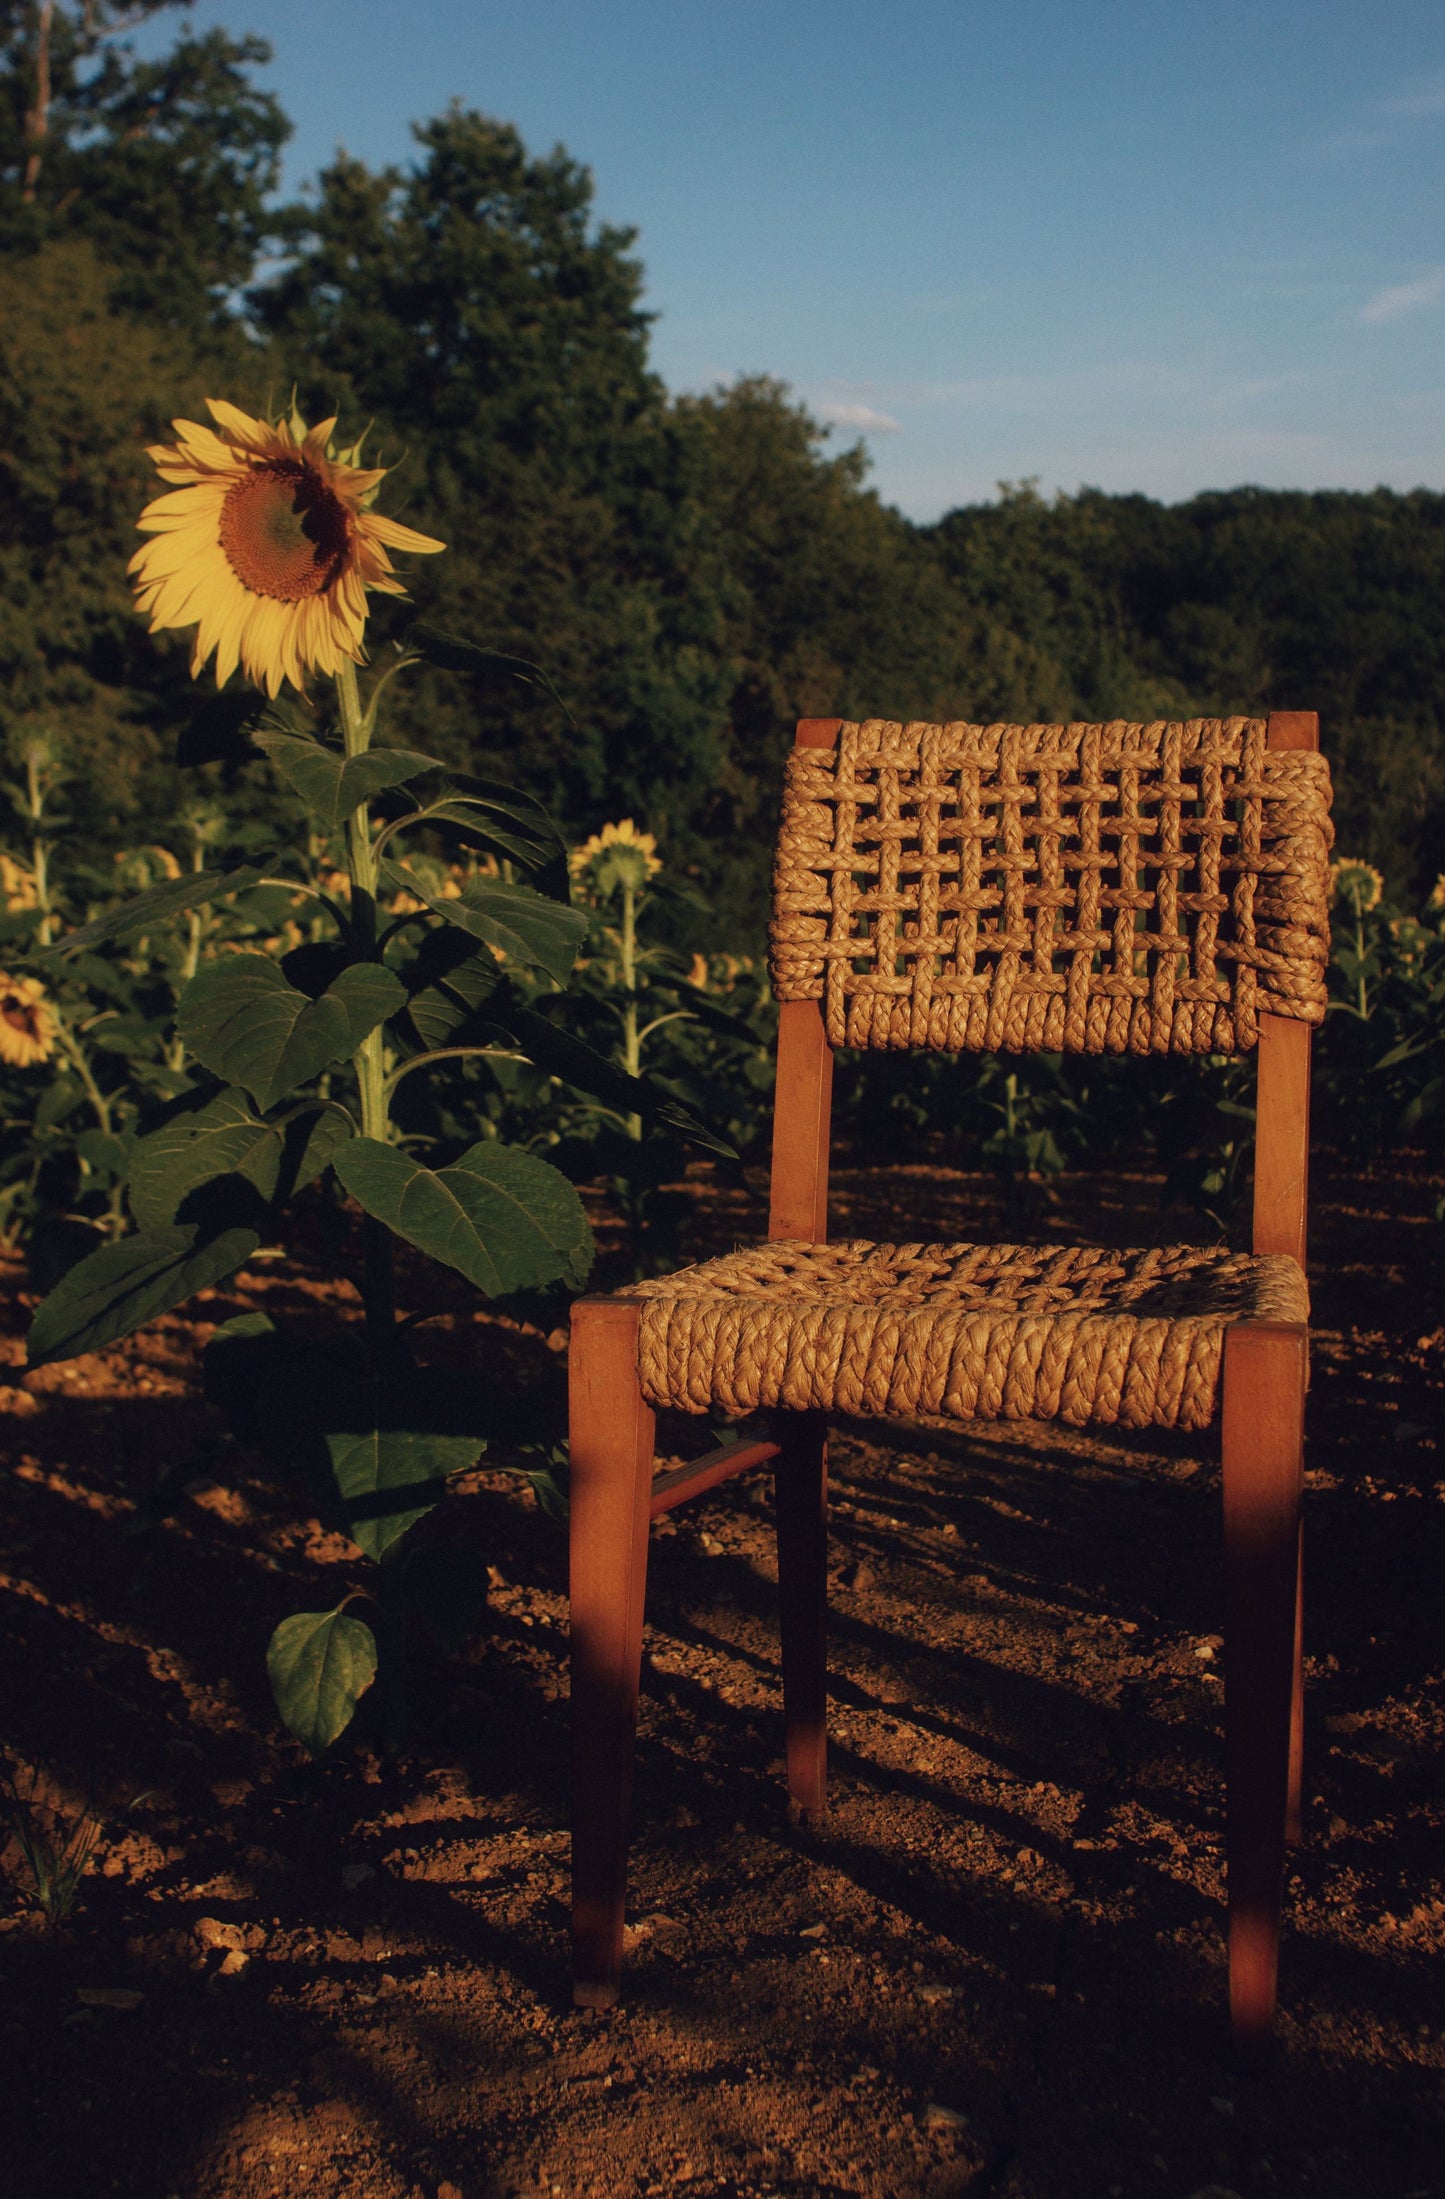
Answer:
0;973;57;1070
0;853;37;912
130;400;445;698
570;818;662;899
1329;857;1385;915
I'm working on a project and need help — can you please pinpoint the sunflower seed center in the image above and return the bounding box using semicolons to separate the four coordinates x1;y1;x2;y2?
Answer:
218;460;352;602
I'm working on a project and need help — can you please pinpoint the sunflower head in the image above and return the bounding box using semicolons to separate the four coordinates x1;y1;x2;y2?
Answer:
1329;857;1384;915
0;973;57;1070
570;819;662;901
385;852;470;917
0;853;37;912
130;399;445;699
114;844;181;893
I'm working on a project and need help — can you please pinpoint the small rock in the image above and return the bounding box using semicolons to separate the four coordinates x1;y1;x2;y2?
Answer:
340;1863;376;1891
798;1922;828;1939
919;1982;956;2003
194;1916;265;1954
75;1988;143;2011
924;2103;968;2130
1209;2095;1236;2118
855;2063;880;2081
217;1949;249;1977
437;2183;465;2199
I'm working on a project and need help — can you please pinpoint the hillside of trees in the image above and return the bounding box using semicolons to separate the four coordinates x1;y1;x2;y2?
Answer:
3;2;1441;937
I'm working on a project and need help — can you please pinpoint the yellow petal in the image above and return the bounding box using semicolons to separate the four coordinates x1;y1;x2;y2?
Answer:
205;399;284;456
360;512;446;555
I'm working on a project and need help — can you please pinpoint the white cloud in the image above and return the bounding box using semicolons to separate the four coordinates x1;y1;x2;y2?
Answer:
1360;270;1445;325
817;401;902;435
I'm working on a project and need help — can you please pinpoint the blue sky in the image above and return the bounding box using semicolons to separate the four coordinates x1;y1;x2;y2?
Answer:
142;1;1445;519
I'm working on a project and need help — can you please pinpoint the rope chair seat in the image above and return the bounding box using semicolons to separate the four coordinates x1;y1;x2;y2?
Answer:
622;1237;1308;1432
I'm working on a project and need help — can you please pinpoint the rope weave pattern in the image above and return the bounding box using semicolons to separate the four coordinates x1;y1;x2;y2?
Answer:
624;1238;1308;1432
770;718;1333;1054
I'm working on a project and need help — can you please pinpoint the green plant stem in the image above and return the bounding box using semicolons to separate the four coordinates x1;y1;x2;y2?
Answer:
58;1027;110;1138
385;1044;527;1098
27;748;54;951
336;659;396;1342
621;879;641;1139
166;841;207;1073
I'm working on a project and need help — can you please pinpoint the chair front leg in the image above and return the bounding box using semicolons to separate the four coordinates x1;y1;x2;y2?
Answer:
569;1299;656;2008
1221;1319;1307;2046
774;1410;828;1819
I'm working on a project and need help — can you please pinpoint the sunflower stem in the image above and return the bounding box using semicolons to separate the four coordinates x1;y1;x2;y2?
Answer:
336;658;396;1347
620;879;642;1141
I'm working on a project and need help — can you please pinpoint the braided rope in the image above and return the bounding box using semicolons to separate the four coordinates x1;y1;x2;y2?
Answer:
624;1238;1308;1432
769;718;1333;1053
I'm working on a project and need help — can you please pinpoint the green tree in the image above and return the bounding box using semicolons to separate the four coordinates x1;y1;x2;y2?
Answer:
930;482;1445;892
1;2;289;333
252;108;734;854
668;382;1068;920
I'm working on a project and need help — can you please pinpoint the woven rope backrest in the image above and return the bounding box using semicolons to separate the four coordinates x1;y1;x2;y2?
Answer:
769;718;1333;1055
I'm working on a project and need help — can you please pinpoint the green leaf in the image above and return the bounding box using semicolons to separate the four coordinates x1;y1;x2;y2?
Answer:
267;1606;377;1755
129;1088;353;1228
1374;1036;1428;1071
333;1137;593;1295
38;865;267;966
129;1087;282;1227
284;1105;355;1195
397;929;505;1049
402;624;574;722
419;772;566;873
204;1317;483;1554
381;864;585;985
74;1129;131;1181
27;1223;259;1368
255;730;443;829
326;1424;482;1562
499;1000;736;1157
177;957;406;1110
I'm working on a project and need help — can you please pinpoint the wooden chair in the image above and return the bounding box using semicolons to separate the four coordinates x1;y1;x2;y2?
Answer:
568;711;1332;2043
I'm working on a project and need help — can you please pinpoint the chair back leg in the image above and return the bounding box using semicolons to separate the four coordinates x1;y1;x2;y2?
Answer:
1221;1320;1307;2045
774;1411;829;1818
1287;1526;1305;1846
569;1299;656;2007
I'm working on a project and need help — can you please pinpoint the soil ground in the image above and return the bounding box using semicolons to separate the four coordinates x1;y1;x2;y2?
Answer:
2;1153;1443;2199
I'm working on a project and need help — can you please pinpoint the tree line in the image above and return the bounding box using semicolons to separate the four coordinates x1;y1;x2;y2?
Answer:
3;2;1440;938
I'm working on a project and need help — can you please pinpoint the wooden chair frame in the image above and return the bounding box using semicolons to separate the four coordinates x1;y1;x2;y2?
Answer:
569;710;1316;2044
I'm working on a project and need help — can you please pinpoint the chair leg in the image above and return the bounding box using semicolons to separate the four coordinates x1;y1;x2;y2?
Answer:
1287;1525;1304;1846
774;1410;828;1818
569;1299;655;2009
1221;1320;1307;2046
